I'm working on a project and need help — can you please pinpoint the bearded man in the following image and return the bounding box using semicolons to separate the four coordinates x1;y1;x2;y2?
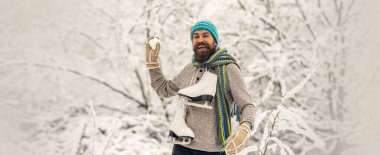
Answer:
146;20;256;155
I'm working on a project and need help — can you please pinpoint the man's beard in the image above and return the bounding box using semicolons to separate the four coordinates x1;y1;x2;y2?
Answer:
193;42;216;63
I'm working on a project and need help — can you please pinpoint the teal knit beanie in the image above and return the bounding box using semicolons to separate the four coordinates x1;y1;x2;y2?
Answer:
191;20;219;45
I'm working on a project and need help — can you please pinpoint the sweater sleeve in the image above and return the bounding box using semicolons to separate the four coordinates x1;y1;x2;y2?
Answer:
148;63;192;98
226;64;256;129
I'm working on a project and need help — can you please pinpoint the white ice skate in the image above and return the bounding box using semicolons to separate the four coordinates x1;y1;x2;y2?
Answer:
167;105;195;145
178;70;217;109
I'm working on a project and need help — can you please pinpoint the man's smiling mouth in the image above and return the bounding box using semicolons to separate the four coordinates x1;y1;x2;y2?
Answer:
197;45;207;49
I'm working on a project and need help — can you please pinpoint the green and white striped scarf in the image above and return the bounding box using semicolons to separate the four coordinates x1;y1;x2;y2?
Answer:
192;47;241;149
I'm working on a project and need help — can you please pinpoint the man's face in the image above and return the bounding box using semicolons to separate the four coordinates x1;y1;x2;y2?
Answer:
192;30;216;63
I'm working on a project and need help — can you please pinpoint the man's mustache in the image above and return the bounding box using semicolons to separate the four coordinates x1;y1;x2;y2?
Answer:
194;42;210;49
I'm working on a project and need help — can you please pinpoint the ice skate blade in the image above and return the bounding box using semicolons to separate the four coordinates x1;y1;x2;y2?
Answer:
167;138;192;145
184;101;213;109
167;134;193;145
178;94;214;102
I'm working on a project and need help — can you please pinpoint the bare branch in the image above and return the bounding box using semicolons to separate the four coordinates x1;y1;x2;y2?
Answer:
100;119;120;155
50;22;105;50
95;7;117;23
76;31;105;50
236;0;286;40
333;0;344;26
236;0;247;11
88;100;97;155
110;61;131;94
265;0;272;14
259;17;286;41
85;1;117;23
317;0;333;27
73;121;87;155
144;0;153;38
134;69;149;110
341;0;360;26
321;12;333;27
295;0;317;40
262;111;280;155
0;61;145;106
248;40;270;62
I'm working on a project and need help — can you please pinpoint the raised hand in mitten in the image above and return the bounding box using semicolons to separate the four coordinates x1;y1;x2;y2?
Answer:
145;36;161;69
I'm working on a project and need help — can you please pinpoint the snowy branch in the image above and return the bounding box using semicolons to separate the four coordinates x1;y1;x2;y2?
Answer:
261;111;280;155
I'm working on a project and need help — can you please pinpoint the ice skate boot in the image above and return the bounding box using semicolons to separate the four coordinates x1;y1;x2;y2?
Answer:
178;70;217;109
167;105;194;145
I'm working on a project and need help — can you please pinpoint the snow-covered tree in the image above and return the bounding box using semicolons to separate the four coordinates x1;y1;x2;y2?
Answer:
0;0;373;155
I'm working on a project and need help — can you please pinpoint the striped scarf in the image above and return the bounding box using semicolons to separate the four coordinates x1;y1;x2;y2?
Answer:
192;47;241;149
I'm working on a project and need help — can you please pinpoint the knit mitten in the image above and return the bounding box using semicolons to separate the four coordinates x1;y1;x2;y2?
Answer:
145;36;160;69
225;122;251;155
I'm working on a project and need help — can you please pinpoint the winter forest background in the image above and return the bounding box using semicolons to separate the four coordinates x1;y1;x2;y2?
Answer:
1;0;380;155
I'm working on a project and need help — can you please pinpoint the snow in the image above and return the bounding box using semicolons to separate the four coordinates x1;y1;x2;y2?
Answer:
281;64;319;103
148;37;160;50
251;110;270;136
0;0;377;155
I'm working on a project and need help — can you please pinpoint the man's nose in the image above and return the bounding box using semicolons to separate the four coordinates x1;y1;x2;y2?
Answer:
197;37;205;43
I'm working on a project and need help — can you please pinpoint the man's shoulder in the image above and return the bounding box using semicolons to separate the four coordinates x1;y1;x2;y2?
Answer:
180;62;195;72
185;62;193;67
226;63;240;71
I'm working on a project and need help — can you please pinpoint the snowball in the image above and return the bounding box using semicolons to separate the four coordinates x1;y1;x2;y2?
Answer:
149;37;160;50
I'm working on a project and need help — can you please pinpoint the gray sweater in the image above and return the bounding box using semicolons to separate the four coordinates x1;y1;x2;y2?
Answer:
149;62;256;152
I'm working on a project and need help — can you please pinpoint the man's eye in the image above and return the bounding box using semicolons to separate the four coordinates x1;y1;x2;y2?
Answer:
194;36;199;39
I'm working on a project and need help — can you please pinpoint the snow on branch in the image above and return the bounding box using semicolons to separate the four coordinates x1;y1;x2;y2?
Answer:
251;110;271;136
281;63;320;103
277;105;325;148
267;137;295;155
241;104;325;155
